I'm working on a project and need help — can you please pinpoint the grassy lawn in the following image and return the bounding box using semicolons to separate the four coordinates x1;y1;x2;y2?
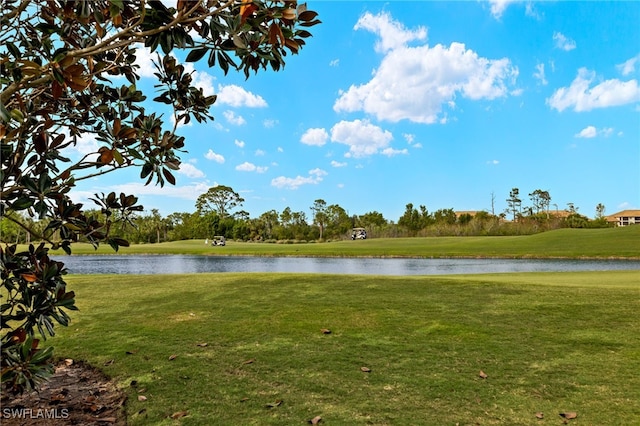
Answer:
50;226;640;259
47;271;640;425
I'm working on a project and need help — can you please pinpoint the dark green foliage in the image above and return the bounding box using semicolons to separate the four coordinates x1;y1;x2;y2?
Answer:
0;0;319;394
1;243;75;394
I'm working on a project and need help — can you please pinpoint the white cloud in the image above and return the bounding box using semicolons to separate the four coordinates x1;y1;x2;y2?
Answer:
177;162;205;178
216;84;267;107
263;119;278;128
236;162;268;173
487;160;500;165
575;125;597;138
548;68;640;112
70;132;99;156
381;147;408;157
330;119;394;158
533;63;547;85
525;3;541;19
133;44;158;78
553;32;576;51
489;0;517;19
223;110;246;126
334;12;518;124
575;125;616;138
617;54;640;76
204;149;225;163
254;149;265;156
403;133;415;144
191;70;216;97
354;11;427;53
234;139;245;148
271;168;327;190
329;59;340;67
601;127;614;137
300;128;329;146
330;160;347;168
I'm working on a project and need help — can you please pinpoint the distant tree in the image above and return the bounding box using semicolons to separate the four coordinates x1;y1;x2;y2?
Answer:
506;188;522;221
529;189;551;215
457;213;473;225
310;199;328;240
490;191;496;216
196;185;244;218
595;203;606;219
1;0;320;394
398;203;432;234
433;208;456;225
358;211;387;233
258;209;279;240
290;210;310;240
325;204;351;238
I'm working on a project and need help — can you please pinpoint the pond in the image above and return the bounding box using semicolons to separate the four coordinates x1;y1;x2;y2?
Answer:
57;255;640;276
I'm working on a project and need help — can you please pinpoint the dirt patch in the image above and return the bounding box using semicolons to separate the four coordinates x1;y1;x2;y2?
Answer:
1;360;126;425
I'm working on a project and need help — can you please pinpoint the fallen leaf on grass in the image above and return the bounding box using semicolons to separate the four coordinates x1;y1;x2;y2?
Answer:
126;350;138;355
171;411;189;419
265;399;283;408
479;370;488;379
560;412;578;419
168;354;177;361
360;366;371;373
535;412;544;419
240;397;249;402
196;342;208;347
104;359;114;366
138;395;147;402
64;358;74;366
242;358;256;365
308;415;322;424
321;329;331;334
50;393;66;402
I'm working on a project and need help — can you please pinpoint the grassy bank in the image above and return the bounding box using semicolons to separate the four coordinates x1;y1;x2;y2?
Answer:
48;225;640;259
48;271;640;425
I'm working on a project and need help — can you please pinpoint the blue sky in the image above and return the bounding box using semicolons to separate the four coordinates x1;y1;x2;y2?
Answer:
70;1;640;221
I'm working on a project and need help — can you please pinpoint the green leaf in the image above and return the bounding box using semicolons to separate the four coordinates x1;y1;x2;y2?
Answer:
162;168;176;185
218;51;229;75
0;99;11;123
11;197;34;211
185;48;208;62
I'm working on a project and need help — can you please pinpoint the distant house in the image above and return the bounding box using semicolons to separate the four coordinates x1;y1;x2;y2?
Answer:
454;211;481;219
606;210;640;227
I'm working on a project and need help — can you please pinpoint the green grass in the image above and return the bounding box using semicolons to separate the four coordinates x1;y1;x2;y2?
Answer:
47;271;640;425
49;226;640;258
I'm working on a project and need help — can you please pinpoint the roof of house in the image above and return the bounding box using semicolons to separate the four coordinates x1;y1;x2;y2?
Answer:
454;211;481;217
605;209;640;220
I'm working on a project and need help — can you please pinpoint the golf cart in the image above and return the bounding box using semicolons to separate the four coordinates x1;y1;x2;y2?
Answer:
211;236;226;246
351;228;367;240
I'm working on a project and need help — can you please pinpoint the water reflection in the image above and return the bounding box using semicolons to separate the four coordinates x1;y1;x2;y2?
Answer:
57;255;640;276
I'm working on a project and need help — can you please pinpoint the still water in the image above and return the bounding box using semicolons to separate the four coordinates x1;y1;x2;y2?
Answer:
58;255;640;276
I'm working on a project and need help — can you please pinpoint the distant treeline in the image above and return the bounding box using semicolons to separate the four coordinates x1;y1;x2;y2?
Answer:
1;198;611;245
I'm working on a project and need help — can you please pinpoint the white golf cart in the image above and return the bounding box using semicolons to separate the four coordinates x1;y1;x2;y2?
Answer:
211;236;226;246
351;228;367;240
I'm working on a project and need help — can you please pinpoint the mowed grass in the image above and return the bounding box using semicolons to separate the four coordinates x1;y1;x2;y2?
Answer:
52;226;640;258
48;271;640;425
